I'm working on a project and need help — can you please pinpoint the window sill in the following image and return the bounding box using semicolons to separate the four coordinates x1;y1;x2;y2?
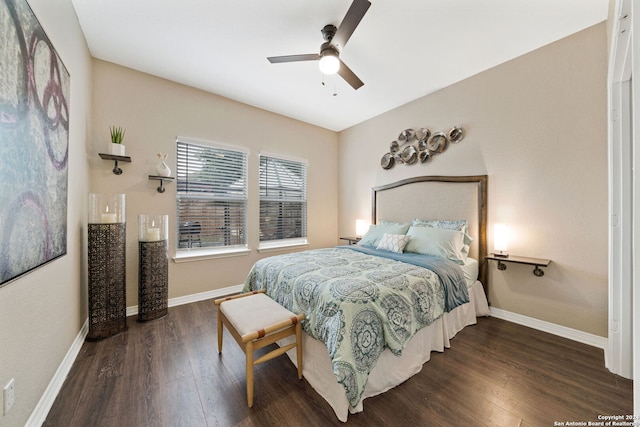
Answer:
173;246;251;263
258;239;309;254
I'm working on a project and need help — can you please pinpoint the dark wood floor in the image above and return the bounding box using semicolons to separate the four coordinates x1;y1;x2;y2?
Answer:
44;300;633;427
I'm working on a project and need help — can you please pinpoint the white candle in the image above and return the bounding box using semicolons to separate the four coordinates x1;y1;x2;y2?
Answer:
101;206;117;223
146;228;161;241
101;214;117;223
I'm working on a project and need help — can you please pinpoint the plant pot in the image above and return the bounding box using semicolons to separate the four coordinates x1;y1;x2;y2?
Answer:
110;143;125;156
156;161;171;177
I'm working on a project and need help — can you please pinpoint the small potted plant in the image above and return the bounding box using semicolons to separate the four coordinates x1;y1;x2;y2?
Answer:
109;126;126;156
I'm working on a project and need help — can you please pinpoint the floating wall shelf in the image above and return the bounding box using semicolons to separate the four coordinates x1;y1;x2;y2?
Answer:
99;153;131;175
485;254;551;277
148;175;174;193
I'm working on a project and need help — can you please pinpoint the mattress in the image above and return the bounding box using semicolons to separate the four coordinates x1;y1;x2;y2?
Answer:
461;257;479;288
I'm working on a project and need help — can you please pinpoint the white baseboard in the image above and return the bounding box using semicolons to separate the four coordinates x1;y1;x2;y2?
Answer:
126;283;244;316
26;319;88;427
490;307;608;350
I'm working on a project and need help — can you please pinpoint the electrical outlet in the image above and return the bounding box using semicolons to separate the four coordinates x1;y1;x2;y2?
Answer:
3;378;15;415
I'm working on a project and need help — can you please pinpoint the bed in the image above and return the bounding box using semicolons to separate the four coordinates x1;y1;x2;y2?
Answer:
243;175;490;421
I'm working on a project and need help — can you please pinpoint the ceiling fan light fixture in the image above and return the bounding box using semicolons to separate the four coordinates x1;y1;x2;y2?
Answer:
319;49;340;75
266;0;370;89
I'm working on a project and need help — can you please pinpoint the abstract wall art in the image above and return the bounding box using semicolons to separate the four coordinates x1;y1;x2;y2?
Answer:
0;0;69;286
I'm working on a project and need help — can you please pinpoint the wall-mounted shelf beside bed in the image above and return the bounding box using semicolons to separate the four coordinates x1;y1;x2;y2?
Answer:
339;236;361;245
485;254;551;277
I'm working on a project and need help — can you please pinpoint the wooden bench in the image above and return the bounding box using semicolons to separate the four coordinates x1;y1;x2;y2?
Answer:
214;290;305;407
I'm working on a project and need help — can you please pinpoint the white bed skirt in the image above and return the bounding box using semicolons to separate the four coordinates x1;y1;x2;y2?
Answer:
280;281;490;422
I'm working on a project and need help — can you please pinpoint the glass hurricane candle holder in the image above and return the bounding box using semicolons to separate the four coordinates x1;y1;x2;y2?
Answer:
138;214;168;242
88;193;125;224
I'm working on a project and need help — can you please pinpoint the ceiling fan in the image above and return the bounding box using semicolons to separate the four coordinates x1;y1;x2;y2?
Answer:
267;0;371;90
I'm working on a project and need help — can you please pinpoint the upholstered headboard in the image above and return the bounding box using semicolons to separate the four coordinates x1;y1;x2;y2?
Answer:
371;175;488;290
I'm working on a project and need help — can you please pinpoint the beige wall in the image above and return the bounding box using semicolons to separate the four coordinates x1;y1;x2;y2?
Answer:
607;0;617;52
0;1;92;426
90;60;338;305
338;23;608;337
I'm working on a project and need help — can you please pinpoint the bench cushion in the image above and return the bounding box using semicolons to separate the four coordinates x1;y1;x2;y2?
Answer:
220;293;296;337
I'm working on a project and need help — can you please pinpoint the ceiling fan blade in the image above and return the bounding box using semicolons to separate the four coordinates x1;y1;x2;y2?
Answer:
267;53;320;63
338;60;364;90
333;0;371;49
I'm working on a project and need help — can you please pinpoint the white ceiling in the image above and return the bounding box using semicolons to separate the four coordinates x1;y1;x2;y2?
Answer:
70;0;608;132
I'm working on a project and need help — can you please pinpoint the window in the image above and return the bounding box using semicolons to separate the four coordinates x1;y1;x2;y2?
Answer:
176;138;248;252
259;154;307;248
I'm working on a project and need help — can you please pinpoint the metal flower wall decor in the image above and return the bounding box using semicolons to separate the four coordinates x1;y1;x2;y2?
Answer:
380;126;464;170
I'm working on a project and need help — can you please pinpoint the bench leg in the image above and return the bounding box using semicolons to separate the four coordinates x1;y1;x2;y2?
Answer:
246;341;255;407
295;322;303;379
217;312;223;354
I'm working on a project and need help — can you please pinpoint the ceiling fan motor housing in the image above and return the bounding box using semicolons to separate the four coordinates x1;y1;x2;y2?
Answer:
321;24;337;42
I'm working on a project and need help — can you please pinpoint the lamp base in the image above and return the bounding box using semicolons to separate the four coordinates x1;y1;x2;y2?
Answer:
492;252;509;258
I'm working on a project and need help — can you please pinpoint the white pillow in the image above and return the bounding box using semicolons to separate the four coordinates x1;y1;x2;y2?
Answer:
404;226;467;264
376;233;411;254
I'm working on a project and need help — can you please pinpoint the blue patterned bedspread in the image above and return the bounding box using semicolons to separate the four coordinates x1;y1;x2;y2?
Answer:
243;246;468;408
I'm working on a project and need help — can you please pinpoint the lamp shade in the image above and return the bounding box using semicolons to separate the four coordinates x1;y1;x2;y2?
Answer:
355;219;370;237
494;223;509;256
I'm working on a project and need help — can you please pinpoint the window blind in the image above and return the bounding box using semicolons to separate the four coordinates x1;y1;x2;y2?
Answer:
176;139;247;249
259;154;307;243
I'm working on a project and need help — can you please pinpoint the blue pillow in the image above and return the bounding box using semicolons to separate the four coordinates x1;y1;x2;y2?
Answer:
411;219;472;256
404;226;467;264
357;221;410;247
